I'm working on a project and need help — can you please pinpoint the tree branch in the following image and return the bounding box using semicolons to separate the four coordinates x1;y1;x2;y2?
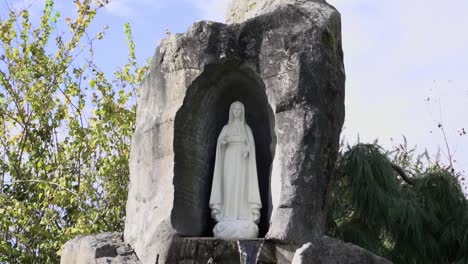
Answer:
391;163;415;186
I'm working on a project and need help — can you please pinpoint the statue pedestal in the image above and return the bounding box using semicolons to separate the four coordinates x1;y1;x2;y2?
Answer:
213;219;259;239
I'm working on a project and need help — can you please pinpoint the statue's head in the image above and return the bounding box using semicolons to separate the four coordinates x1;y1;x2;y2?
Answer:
229;101;245;123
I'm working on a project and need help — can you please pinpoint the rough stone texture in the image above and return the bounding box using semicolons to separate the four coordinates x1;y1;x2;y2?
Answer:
226;0;327;24
167;238;277;263
169;237;391;264
60;233;140;264
291;236;393;264
60;233;392;264
124;1;346;263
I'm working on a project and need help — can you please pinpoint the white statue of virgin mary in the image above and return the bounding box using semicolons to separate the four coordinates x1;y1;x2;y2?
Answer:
209;101;262;239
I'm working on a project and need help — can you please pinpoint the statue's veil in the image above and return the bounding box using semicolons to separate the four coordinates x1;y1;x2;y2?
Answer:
228;101;245;126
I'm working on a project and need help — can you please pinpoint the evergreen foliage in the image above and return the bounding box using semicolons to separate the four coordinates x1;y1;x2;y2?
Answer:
329;143;468;264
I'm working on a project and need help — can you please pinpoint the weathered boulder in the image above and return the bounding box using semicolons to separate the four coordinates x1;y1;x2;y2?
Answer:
60;233;140;264
124;0;345;263
292;236;393;264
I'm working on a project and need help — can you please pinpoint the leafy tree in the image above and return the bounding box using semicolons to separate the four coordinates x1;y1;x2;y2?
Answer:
329;143;468;264
0;0;149;262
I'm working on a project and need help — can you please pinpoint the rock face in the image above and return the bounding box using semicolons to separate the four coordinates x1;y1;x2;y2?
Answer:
167;238;277;263
292;237;393;264
169;237;393;264
60;233;140;264
60;234;393;264
124;0;346;263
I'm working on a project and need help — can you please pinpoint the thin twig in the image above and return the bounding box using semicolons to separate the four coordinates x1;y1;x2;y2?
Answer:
437;100;454;170
3;179;79;196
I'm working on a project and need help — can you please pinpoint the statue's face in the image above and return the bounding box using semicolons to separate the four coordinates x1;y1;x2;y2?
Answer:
232;104;243;118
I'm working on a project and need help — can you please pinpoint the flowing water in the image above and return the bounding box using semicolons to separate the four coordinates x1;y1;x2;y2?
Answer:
237;240;265;264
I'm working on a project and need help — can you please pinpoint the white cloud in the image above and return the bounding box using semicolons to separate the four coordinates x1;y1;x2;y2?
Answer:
104;0;229;21
186;0;230;22
10;0;44;11
1;0;46;16
105;0;161;18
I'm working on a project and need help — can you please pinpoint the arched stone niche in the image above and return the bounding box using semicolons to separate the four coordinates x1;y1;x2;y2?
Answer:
172;64;276;237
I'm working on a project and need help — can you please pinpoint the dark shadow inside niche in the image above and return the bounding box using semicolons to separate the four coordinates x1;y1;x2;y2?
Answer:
172;64;276;238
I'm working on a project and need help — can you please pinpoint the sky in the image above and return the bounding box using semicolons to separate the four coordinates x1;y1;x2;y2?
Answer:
3;0;467;194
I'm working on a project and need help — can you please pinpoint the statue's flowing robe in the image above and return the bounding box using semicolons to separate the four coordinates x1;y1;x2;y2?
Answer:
209;124;261;222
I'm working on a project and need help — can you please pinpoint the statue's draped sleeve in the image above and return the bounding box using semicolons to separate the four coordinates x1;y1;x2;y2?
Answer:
209;125;227;212
246;125;262;210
